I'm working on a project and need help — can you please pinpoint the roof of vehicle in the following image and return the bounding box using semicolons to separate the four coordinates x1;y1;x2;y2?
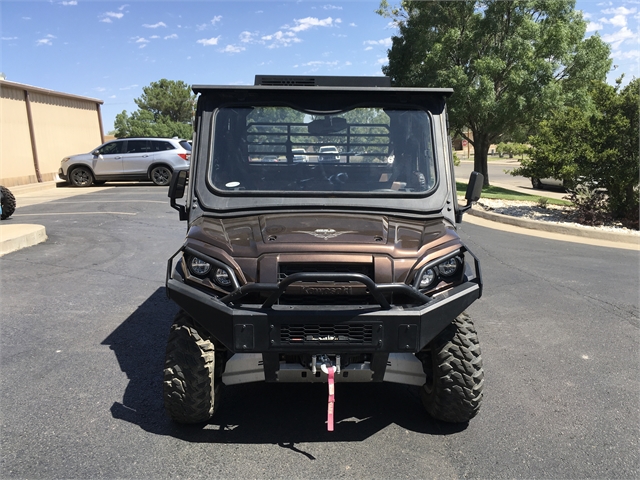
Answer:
193;75;453;96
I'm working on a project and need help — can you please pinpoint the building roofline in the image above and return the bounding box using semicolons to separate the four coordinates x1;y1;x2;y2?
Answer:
0;79;104;105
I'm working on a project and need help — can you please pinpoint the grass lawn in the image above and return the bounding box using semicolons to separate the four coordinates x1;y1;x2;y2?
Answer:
456;182;572;206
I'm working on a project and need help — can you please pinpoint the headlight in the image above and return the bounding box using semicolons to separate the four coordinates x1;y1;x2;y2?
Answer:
438;257;460;277
414;253;464;291
214;268;231;287
419;268;436;288
188;256;211;277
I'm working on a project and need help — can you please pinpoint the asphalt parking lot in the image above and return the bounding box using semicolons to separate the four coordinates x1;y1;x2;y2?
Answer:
1;184;638;479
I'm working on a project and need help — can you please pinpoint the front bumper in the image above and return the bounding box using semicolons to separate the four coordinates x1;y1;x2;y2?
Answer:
165;249;482;358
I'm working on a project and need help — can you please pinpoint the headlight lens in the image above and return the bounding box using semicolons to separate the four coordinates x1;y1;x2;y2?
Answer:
438;257;460;277
188;256;211;277
419;268;436;288
214;268;232;287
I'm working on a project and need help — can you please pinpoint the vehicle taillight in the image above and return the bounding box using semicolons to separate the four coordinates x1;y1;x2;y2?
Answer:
178;153;190;161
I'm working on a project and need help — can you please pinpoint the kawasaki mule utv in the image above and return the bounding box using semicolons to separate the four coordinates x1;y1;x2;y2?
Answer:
165;75;485;430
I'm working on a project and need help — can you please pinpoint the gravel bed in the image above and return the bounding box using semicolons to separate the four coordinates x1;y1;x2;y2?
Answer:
469;198;640;236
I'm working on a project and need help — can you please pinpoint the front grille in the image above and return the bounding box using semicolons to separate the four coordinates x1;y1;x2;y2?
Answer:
281;324;374;345
278;263;374;281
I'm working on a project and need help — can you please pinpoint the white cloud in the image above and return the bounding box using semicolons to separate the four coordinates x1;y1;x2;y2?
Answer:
376;57;388;65
599;14;628;27
60;1;77;5
100;11;124;23
211;15;222;25
613;49;640;60
323;4;342;10
350;23;357;27
586;21;604;32
613;50;640;60
95;87;106;92
364;46;373;51
2;36;18;41
364;38;392;48
601;26;637;49
289;17;338;33
262;30;301;48
36;34;56;46
164;34;178;40
197;36;221;46
240;31;258;43
149;35;160;39
221;44;245;53
143;22;167;29
299;60;339;67
135;37;150;44
601;7;636;15
120;84;138;90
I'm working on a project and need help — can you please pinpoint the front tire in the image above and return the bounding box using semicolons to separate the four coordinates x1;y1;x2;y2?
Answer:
418;312;484;423
531;178;543;189
163;311;223;424
69;167;94;187
1;186;16;220
150;166;172;186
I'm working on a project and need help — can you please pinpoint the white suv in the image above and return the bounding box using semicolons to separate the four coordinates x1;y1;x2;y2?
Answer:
59;137;191;187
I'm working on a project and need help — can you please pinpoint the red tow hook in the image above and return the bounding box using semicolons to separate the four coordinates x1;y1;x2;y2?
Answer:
320;361;338;431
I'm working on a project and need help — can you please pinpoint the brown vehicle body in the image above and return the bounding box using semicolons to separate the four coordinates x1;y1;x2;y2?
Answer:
164;76;485;426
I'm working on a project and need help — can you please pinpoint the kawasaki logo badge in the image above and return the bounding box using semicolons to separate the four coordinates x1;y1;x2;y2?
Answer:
295;228;356;240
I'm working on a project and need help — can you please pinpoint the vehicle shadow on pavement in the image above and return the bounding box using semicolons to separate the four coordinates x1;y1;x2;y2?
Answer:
103;287;468;445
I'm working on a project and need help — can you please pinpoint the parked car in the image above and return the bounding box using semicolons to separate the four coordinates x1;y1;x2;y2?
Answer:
531;177;564;190
292;148;308;162
318;145;340;162
59;137;191;187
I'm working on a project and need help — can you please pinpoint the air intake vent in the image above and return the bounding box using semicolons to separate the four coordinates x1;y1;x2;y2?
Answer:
256;76;317;86
255;75;391;87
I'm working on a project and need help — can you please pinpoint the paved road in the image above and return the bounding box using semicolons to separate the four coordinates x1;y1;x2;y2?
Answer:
1;186;638;479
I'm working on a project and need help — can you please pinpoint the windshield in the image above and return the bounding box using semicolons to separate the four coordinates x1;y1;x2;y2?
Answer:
209;106;436;195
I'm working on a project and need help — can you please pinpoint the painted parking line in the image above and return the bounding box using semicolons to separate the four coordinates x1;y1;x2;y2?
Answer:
14;212;137;216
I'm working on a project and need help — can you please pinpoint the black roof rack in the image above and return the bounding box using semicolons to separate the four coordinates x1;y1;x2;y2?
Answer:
254;75;392;88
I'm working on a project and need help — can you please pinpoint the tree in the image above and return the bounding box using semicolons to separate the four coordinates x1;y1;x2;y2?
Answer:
114;79;195;138
513;78;639;225
378;0;611;185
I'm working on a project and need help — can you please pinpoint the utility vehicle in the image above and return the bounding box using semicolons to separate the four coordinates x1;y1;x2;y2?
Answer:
165;75;485;429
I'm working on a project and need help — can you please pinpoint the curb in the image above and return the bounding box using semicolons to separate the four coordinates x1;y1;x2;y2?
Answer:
0;224;48;256
467;208;639;245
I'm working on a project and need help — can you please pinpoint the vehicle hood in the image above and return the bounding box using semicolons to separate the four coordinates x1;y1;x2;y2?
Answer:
188;212;456;258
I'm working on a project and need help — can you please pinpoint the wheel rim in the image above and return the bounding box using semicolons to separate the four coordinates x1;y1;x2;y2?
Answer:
152;167;171;185
72;169;91;186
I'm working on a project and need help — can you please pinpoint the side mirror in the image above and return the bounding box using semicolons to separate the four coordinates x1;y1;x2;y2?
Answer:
465;171;484;203
456;171;484;223
168;170;188;221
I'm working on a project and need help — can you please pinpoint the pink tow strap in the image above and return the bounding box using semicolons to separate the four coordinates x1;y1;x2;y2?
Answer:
327;366;336;431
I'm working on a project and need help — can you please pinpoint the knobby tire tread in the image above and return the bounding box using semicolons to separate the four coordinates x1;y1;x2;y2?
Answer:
421;312;484;423
163;310;221;424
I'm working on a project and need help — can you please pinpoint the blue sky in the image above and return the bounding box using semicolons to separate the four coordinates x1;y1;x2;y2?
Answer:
1;0;638;133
